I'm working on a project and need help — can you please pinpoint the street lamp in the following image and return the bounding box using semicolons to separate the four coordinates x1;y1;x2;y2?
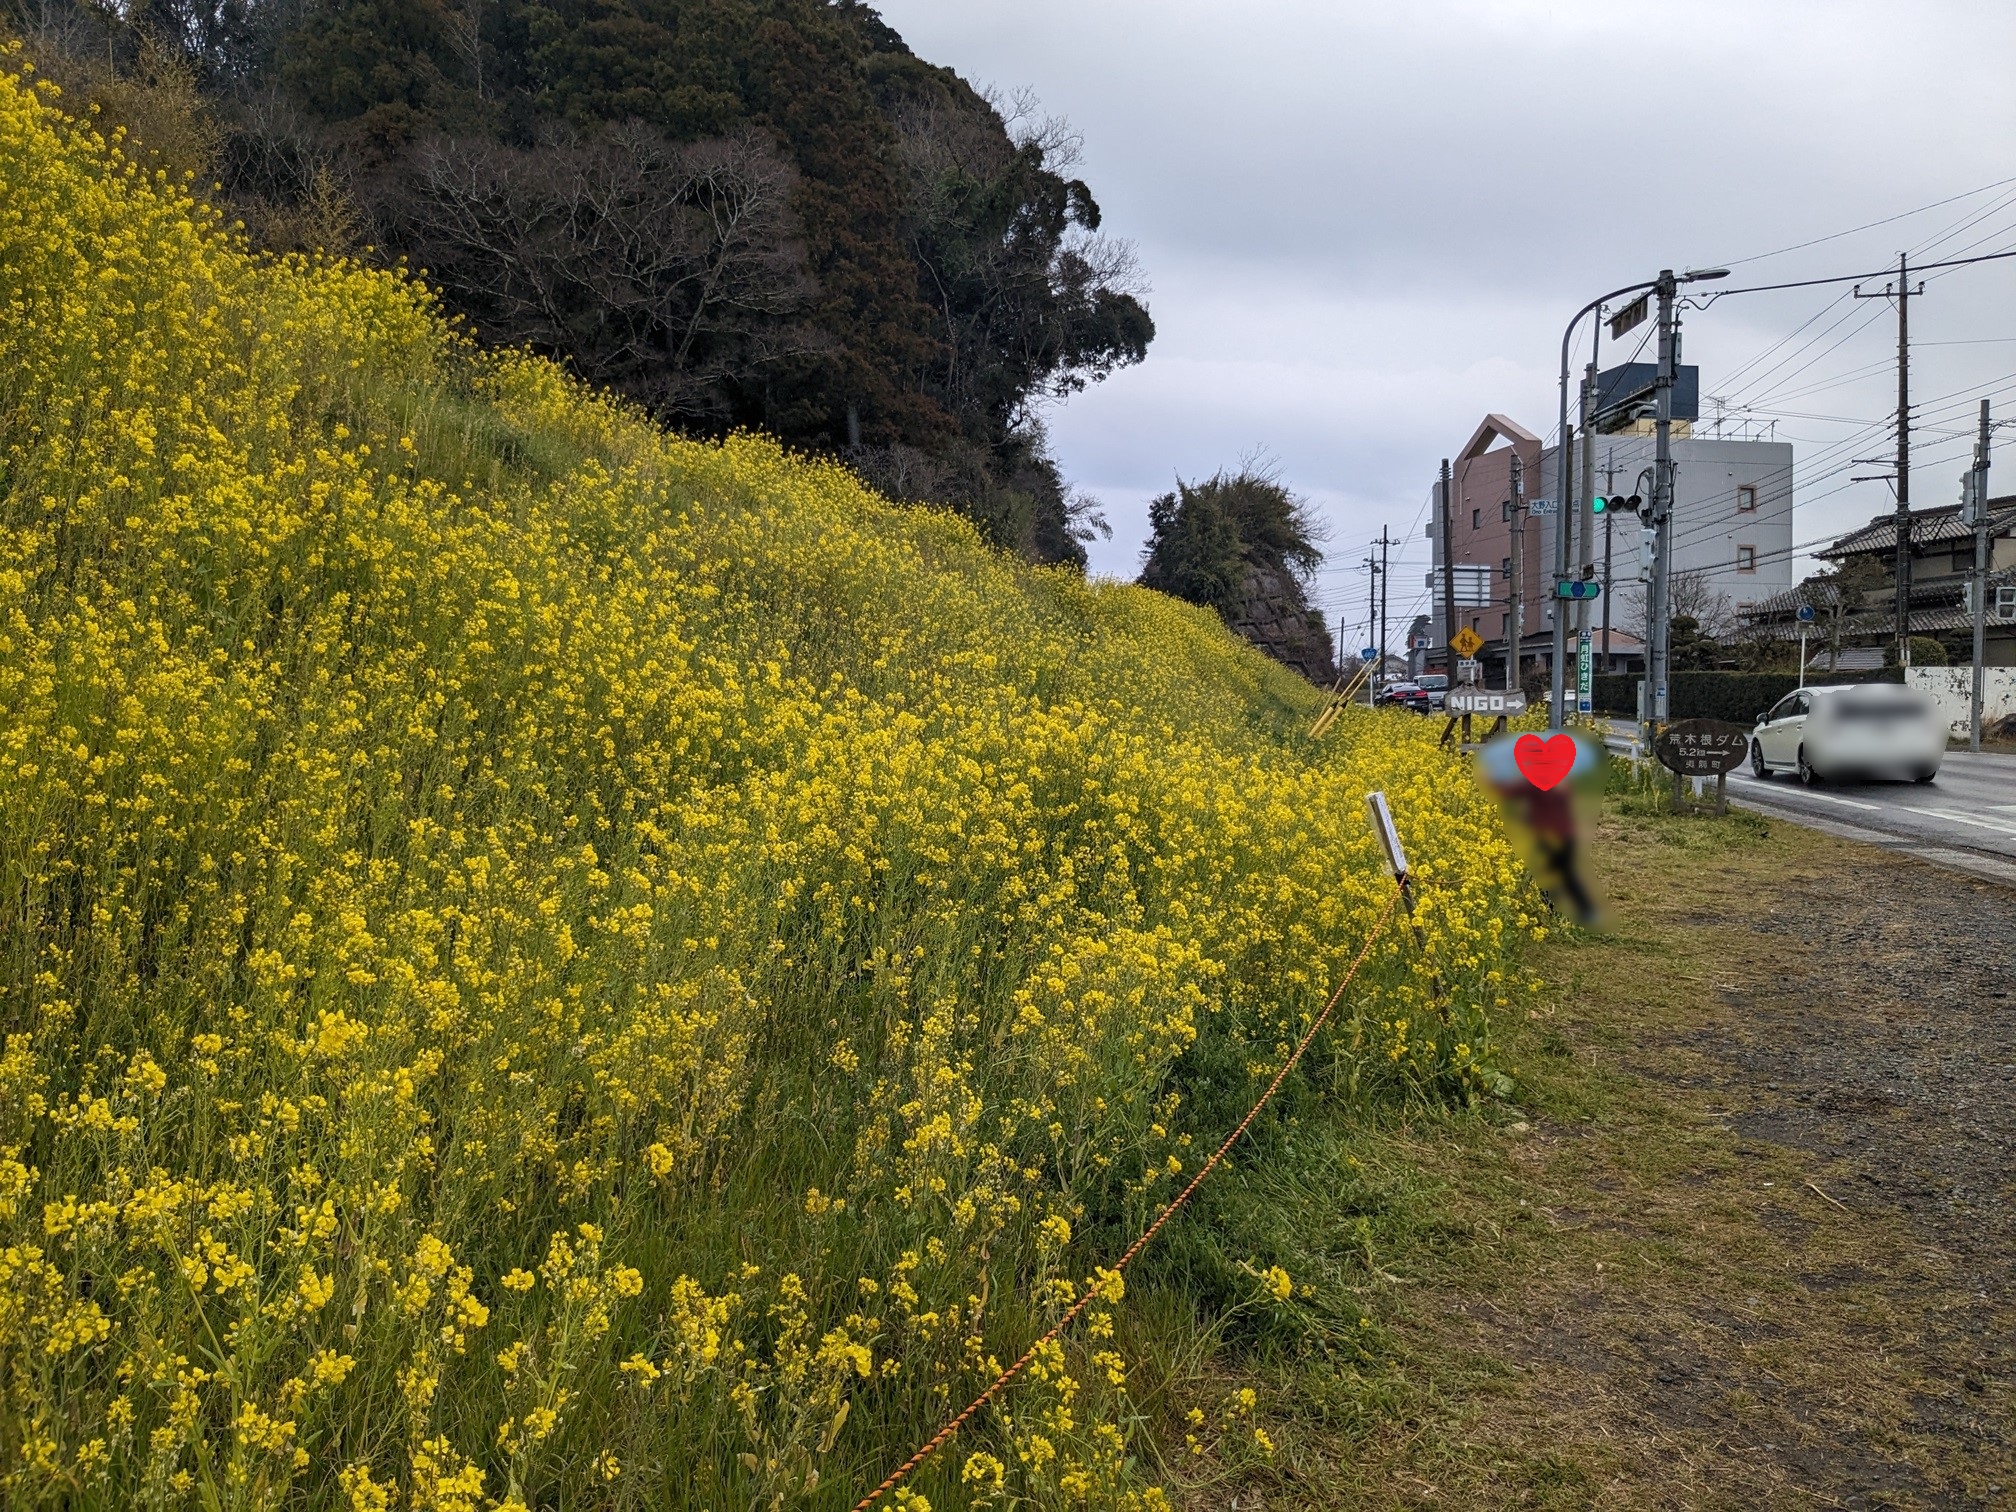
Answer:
1547;266;1731;730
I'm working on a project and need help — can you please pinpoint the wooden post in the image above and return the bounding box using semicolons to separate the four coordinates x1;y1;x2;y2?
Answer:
1715;770;1727;815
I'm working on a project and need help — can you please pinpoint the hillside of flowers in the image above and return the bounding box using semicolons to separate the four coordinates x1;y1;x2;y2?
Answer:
0;53;1536;1510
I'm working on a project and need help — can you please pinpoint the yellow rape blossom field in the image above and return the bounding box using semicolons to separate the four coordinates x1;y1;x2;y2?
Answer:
0;53;1539;1509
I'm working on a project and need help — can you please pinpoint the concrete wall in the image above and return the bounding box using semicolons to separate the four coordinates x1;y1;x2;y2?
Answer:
1906;666;2016;738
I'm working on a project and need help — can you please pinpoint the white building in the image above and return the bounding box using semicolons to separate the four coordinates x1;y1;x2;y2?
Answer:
1539;433;1795;644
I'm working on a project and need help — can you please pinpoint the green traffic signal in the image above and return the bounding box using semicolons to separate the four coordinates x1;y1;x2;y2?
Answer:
1592;495;1608;514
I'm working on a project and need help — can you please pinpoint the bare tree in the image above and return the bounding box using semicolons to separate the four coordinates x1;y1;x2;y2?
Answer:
1668;568;1737;640
388;123;821;425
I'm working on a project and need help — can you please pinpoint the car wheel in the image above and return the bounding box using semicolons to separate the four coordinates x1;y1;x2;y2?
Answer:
1750;740;1769;780
1912;767;1937;783
1797;746;1821;786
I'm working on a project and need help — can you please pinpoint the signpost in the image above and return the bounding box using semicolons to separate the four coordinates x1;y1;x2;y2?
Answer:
1796;603;1815;688
1439;685;1523;750
1575;631;1592;715
1652;717;1749;814
1450;626;1484;659
1447;690;1527;716
1526;498;1558;517
1457;657;1481;684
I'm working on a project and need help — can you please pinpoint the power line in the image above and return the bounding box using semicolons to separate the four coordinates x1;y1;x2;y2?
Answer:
1713;174;2016;269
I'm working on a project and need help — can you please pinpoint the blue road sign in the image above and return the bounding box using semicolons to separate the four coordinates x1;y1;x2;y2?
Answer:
1796;605;1816;622
1361;646;1378;661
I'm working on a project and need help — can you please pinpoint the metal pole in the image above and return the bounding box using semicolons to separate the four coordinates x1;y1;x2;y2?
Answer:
1896;253;1913;663
1798;627;1807;689
1439;458;1457;675
1647;269;1678;740
1576;357;1598;713
1549;397;1573;728
1507;453;1524;694
1972;399;1993;752
1378;526;1391;689
1600;454;1617;671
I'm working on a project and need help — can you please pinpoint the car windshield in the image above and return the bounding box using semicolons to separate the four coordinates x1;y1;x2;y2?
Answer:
1417;675;1448;690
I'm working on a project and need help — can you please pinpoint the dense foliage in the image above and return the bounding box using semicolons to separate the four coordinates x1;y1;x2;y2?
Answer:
10;0;1152;565
1138;469;1336;681
0;64;1534;1508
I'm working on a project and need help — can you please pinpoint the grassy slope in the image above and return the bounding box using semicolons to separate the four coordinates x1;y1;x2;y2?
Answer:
0;58;1538;1509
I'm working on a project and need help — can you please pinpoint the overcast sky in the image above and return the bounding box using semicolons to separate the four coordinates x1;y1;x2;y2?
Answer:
873;0;2016;639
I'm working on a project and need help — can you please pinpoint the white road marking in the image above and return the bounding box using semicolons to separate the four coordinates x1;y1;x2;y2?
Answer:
1901;806;2016;837
1747;787;1880;811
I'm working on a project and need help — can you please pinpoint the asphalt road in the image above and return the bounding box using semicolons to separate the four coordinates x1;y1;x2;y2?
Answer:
1603;720;2016;885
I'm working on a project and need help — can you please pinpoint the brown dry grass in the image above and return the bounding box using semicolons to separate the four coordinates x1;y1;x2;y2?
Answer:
1155;804;2016;1510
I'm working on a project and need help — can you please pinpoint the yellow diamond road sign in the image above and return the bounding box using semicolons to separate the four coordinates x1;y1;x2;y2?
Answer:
1450;626;1484;658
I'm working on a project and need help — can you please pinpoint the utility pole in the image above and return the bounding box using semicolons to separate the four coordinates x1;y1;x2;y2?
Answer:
1362;554;1383;701
1439;458;1456;674
1856;253;1921;662
1577;357;1598;707
1970;400;1993;752
1600;456;1619;670
1376;525;1393;685
1506;452;1525;695
1645;270;1679;743
1548;416;1573;725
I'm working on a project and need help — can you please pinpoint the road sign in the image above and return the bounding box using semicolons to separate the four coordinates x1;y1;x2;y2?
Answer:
1526;498;1558;516
1555;579;1602;601
1653;718;1750;776
1447;689;1526;716
1450;626;1484;658
1575;632;1592;714
1609;293;1649;340
1360;645;1378;662
1457;657;1482;682
1796;604;1816;623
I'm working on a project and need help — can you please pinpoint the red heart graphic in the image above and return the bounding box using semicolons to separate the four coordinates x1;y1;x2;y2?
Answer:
1513;732;1576;792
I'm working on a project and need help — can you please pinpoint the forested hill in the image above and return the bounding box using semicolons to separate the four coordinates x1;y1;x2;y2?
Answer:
15;0;1152;564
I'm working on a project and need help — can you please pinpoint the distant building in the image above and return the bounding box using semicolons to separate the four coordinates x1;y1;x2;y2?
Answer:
1427;403;1793;682
1741;497;2016;665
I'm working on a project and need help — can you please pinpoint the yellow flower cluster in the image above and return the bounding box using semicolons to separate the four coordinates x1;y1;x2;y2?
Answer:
0;51;1537;1508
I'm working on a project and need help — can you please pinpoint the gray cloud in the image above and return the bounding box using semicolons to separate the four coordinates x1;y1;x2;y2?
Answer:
875;0;2016;631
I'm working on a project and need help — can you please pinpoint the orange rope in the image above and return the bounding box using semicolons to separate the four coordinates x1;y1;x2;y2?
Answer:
852;884;1405;1510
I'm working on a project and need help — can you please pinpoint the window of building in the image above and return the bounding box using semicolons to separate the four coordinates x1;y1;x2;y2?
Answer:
1736;544;1757;573
1501;614;1510;636
1737;483;1758;513
1472;507;1480;529
1501;500;1512;522
1501;556;1512;579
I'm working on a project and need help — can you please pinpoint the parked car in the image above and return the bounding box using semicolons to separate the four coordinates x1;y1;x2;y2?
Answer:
1414;673;1449;712
1379;680;1420;707
1749;684;1944;785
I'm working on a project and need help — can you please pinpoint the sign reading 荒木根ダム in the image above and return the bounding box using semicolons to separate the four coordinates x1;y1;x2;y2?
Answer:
1653;718;1750;775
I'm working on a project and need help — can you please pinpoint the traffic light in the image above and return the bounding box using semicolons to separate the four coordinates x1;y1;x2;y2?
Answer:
1592;494;1607;515
1594;493;1644;515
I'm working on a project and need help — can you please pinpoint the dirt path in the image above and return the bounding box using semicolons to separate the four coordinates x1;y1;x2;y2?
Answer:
1337;812;2016;1508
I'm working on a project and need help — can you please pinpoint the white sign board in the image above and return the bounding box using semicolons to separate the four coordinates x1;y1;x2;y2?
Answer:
1447;690;1528;716
1427;565;1496;607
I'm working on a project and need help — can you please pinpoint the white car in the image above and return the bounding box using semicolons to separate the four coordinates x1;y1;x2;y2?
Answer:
1749;684;1945;785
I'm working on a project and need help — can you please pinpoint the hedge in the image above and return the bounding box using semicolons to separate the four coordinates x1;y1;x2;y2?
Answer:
1590;667;1903;723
